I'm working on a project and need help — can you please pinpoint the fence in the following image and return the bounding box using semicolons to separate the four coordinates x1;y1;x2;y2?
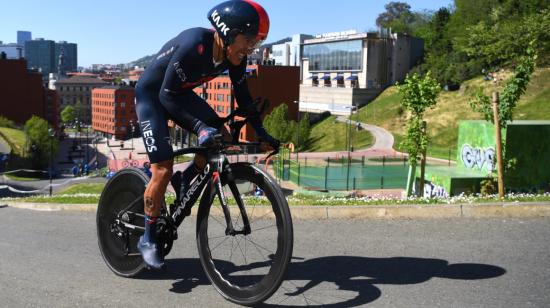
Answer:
275;154;410;190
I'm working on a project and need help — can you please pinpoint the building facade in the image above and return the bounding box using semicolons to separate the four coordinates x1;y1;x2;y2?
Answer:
56;76;109;124
17;31;32;46
0;58;59;128
299;30;423;115
24;38;78;78
91;86;137;139
0;42;23;59
55;41;78;73
272;34;314;66
17;31;32;57
191;64;300;143
25;38;56;77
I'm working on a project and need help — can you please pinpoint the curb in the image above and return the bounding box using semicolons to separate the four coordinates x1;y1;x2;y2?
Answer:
3;201;550;219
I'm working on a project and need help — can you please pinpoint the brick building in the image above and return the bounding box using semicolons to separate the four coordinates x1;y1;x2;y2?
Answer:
56;76;109;124
0;58;59;128
191;64;299;142
91;85;136;140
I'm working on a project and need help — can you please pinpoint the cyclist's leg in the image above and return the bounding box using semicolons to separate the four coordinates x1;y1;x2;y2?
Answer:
135;87;174;216
135;86;174;269
161;90;222;170
161;91;221;203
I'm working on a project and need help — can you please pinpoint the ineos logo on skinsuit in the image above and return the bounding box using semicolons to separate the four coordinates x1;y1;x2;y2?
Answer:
211;10;230;36
141;120;158;152
173;62;187;82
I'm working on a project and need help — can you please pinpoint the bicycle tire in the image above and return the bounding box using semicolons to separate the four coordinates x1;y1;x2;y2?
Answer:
196;163;293;306
96;167;148;277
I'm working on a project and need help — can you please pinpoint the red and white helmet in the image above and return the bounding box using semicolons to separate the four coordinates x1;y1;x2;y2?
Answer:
208;0;270;49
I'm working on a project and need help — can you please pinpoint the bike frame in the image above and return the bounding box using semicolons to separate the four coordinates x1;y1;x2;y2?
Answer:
114;145;256;238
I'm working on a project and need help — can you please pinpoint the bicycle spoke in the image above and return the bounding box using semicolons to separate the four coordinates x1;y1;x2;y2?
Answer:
251;224;277;232
234;236;247;265
244;236;275;255
247;234;269;263
209;207;227;228
250;208;275;225
229;237;235;263
210;236;230;253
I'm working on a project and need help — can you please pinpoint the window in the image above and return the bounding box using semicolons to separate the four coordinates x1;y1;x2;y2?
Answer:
303;40;363;72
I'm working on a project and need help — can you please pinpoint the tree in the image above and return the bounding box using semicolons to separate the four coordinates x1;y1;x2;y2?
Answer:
376;2;412;28
398;72;441;197
469;43;537;197
74;100;85;123
61;105;75;124
24;116;59;169
375;2;431;35
457;10;550;68
290;113;311;151
263;104;295;143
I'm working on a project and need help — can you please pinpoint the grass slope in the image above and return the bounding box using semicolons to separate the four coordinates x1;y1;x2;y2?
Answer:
58;183;106;195
0;127;27;157
353;67;550;160
306;116;374;152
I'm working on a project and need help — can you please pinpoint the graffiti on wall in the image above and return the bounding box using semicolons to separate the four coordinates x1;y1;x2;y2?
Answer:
424;181;449;198
461;144;495;172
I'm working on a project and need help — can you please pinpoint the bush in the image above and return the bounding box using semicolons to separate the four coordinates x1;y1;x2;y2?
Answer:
480;178;498;196
0;115;17;128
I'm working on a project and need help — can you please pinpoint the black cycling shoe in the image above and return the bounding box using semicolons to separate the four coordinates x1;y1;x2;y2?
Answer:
137;236;165;270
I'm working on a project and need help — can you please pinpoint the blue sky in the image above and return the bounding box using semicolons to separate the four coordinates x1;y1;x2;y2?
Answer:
1;0;453;67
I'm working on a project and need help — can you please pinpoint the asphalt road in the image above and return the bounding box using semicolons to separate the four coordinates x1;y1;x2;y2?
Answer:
1;207;549;307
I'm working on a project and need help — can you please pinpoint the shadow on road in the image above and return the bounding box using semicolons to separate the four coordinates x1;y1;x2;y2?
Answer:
137;255;506;307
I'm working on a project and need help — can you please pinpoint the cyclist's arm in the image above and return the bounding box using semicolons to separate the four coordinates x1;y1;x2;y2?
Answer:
228;60;270;139
158;43;199;132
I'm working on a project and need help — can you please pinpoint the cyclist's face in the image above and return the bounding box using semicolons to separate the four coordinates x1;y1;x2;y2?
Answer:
226;34;259;65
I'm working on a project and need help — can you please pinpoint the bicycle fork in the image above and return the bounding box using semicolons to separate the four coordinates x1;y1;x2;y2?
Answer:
213;166;251;237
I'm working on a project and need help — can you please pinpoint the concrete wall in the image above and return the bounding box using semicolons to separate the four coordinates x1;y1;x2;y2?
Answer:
299;85;381;114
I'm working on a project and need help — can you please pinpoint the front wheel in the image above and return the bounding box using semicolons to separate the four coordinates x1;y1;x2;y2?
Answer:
196;163;293;306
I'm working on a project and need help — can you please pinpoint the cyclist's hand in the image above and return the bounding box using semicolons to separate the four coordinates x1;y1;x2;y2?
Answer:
260;134;280;152
197;125;219;147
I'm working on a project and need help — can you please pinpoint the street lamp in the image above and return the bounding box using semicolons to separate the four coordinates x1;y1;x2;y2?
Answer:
48;128;55;196
129;120;135;151
85;125;89;163
293;100;300;163
344;105;357;190
344;106;357;155
94;135;99;174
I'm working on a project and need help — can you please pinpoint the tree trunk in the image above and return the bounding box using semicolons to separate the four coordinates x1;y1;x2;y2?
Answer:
492;92;505;198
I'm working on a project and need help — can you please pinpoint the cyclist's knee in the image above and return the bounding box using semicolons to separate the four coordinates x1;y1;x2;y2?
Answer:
151;160;173;184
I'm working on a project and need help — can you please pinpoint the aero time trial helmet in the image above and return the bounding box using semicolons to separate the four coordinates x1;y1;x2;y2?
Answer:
207;0;270;50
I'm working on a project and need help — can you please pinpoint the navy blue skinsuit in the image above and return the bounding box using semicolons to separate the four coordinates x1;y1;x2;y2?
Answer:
135;27;255;163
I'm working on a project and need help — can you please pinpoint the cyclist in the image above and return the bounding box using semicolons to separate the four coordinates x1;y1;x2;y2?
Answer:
134;0;279;269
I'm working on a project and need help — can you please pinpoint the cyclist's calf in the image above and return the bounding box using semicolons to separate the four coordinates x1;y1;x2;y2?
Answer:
145;159;174;216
